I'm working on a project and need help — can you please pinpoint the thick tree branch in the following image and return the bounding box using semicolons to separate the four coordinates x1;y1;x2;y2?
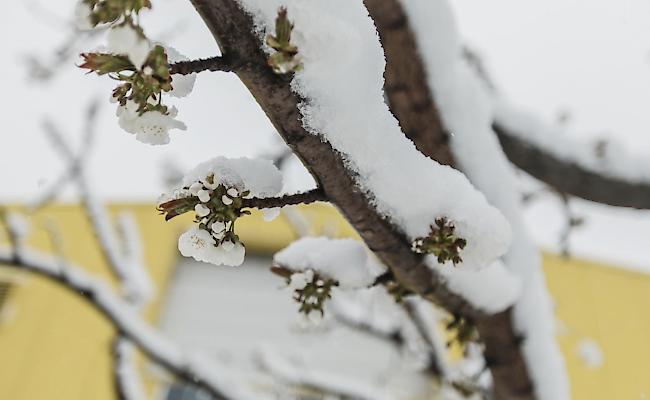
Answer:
493;122;650;209
242;189;327;209
363;0;454;167
364;1;534;399
465;36;650;209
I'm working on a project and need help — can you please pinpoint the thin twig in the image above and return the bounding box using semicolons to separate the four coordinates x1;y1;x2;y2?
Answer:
242;189;327;209
169;55;240;75
402;299;445;377
0;249;235;400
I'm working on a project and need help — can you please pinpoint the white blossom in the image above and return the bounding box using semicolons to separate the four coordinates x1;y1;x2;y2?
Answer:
178;228;245;267
108;25;151;69
189;182;204;195
211;221;226;233
226;188;239;197
197;190;211;203
178;228;216;262
222;195;233;205
116;101;186;145
289;272;308;290
195;204;210;217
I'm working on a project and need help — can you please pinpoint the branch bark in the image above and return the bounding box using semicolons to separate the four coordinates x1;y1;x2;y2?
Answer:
364;1;534;398
494;122;650;209
242;189;327;209
169;55;242;75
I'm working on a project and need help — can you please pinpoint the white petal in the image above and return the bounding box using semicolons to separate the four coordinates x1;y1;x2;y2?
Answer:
189;182;203;195
289;273;308;290
226;188;239;197
178;228;215;262
195;204;210;217
222;195;233;205
211;221;226;232
197;190;211;203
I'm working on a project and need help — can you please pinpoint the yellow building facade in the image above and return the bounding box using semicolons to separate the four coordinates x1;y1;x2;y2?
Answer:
0;203;648;399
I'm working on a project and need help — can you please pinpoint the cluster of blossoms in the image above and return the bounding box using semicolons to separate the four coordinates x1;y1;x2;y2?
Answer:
76;0;195;145
271;266;338;316
272;237;388;317
163;179;250;267
411;217;467;266
158;157;283;267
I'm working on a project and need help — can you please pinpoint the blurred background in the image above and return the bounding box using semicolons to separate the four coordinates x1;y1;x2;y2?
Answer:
1;0;650;399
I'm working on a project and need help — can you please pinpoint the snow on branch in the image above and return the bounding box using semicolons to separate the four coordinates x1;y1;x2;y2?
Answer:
112;336;147;400
115;212;154;306
392;0;569;398
493;100;650;209
237;0;512;270
274;237;386;289
187;2;529;398
272;237;387;316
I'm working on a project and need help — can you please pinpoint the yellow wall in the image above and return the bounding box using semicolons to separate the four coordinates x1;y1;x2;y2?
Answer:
0;204;182;400
0;203;648;399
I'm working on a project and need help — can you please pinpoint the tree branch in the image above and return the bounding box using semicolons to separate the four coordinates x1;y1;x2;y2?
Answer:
464;38;650;209
242;189;327;209
364;1;534;398
169;55;241;75
0;248;235;400
112;336;147;400
493;121;650;209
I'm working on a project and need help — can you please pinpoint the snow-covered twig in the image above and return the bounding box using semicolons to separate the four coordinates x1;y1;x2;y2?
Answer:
112;336;148;400
30;101;99;210
256;347;394;400
330;302;405;349
38;103;152;302
401;299;446;377
241;189;326;209
0;240;241;400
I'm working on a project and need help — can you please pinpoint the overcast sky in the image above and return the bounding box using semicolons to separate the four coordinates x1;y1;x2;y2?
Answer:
2;0;650;270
